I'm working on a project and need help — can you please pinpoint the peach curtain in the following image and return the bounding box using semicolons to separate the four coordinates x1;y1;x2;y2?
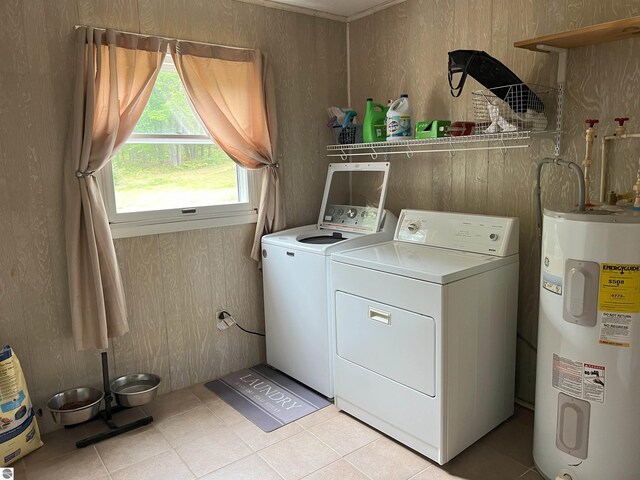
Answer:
171;41;284;261
64;27;167;350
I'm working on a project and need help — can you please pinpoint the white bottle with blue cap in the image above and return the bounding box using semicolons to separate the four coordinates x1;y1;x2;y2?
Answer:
386;94;412;141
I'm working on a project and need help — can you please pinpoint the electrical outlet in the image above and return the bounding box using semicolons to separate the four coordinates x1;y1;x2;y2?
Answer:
216;309;236;331
216;307;227;330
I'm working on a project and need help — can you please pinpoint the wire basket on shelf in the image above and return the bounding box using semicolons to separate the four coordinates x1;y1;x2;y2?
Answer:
472;83;557;133
333;125;363;145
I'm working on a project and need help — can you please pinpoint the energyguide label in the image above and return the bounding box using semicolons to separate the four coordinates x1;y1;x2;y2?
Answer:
598;263;640;348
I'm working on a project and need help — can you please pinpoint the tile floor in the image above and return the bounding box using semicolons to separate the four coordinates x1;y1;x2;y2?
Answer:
11;384;544;480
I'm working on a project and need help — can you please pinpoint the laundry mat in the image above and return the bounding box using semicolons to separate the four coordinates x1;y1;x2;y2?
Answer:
205;364;330;432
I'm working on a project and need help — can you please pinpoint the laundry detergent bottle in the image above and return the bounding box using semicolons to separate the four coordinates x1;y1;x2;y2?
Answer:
363;98;388;143
386;94;412;141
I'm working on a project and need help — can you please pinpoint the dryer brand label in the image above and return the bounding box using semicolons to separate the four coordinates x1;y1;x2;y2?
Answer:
552;354;605;403
598;263;640;314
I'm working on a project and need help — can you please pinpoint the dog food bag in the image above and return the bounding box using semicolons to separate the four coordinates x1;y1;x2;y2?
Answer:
0;346;43;466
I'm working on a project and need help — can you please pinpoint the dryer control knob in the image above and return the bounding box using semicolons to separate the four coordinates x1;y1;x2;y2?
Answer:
407;222;420;233
489;233;498;241
347;208;358;219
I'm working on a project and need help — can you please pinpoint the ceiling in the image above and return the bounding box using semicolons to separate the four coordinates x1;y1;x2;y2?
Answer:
236;0;405;21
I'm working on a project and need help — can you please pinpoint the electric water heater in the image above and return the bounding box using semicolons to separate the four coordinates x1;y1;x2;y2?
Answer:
534;209;640;480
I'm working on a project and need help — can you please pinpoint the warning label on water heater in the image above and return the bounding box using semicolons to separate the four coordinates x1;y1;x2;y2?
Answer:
583;363;605;402
599;312;632;348
552;354;605;403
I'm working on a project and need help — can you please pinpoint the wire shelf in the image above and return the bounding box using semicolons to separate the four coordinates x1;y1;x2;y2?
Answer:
327;130;530;151
326;130;559;159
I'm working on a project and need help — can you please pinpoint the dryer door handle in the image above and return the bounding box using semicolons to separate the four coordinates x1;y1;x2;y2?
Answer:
369;307;390;325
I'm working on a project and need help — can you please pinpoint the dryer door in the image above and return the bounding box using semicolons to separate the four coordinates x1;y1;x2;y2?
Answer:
335;291;437;397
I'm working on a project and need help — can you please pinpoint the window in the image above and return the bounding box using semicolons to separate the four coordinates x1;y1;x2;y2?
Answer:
100;57;259;238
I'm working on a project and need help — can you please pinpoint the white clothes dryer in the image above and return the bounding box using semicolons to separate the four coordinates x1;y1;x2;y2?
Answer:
261;162;396;398
331;209;519;464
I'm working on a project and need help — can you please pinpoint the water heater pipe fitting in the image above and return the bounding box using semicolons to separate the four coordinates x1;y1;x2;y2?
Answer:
583;119;598;205
598;116;640;202
599;132;640;202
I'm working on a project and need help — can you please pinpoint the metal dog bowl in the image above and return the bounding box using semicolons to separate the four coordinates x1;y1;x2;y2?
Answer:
47;387;104;426
110;373;161;407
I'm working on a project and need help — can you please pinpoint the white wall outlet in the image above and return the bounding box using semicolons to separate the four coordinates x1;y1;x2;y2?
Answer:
216;308;227;330
216;309;236;331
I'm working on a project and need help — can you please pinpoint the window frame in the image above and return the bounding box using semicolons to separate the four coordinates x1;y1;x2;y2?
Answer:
98;57;260;239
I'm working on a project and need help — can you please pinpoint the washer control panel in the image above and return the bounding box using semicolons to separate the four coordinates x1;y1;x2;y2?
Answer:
324;205;379;229
396;209;519;256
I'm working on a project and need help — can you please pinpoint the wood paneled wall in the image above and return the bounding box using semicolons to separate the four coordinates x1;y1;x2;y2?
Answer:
0;0;346;433
349;0;640;404
2;0;638;431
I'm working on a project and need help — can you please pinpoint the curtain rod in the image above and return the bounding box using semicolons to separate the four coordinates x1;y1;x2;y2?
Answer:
74;25;254;52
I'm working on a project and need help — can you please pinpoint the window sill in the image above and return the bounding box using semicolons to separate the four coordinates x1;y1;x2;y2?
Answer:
110;211;258;239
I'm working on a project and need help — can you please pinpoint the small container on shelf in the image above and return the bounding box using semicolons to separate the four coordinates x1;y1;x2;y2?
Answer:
415;120;452;139
333;125;363;145
447;121;476;137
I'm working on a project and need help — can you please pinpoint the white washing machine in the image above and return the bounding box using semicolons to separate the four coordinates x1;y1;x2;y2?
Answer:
331;209;520;464
261;162;397;398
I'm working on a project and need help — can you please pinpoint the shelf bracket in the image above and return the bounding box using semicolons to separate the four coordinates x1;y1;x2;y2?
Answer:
340;148;348;161
537;45;567;157
370;148;378;160
500;138;508;155
537;45;567;84
406;146;414;158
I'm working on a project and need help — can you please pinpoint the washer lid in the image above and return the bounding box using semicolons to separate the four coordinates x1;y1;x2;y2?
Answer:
331;241;518;284
317;162;390;234
261;224;358;253
260;218;397;255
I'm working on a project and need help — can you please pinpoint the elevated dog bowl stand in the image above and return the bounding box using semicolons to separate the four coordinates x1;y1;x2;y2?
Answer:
74;352;154;448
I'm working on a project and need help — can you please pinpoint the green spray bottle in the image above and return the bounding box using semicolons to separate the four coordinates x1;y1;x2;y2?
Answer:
363;98;388;143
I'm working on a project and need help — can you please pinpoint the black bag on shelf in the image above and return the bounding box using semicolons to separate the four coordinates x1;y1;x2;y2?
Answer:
448;50;541;113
